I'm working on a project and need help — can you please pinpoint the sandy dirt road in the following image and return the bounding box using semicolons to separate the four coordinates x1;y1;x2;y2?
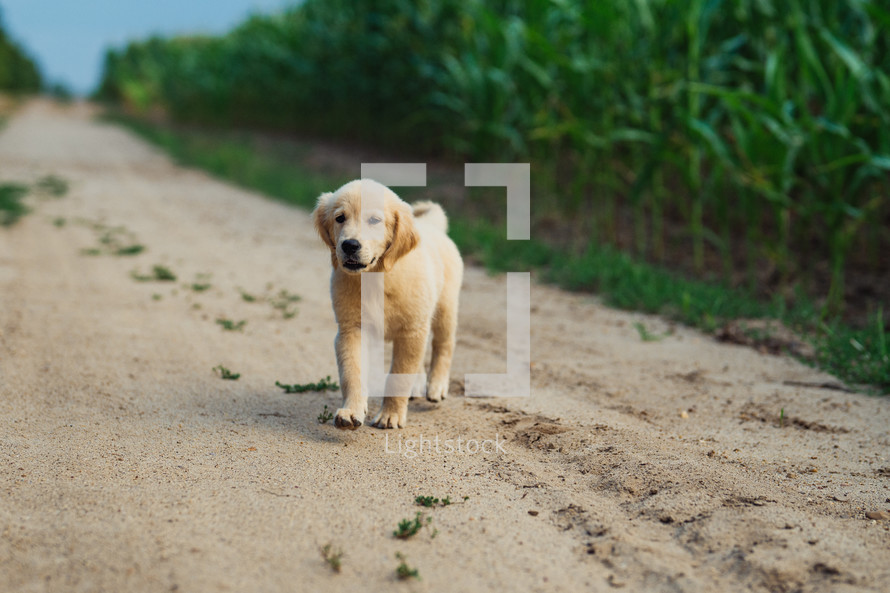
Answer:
1;101;889;593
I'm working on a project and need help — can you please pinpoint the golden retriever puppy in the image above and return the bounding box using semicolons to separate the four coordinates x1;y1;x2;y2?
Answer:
313;179;463;429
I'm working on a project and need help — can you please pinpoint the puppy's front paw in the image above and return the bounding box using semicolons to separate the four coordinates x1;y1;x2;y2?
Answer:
371;408;407;429
334;408;364;430
426;379;448;403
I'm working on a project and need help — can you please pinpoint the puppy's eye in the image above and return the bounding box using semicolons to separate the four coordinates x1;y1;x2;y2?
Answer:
368;216;382;225
334;214;346;224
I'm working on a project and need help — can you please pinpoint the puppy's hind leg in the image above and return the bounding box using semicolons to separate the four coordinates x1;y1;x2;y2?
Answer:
333;330;366;429
409;371;427;400
426;296;458;403
409;333;432;400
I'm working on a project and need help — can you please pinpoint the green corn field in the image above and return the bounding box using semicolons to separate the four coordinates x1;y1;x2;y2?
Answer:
95;0;890;317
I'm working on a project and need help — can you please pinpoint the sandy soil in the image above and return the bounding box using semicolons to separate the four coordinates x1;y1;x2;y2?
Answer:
1;100;889;593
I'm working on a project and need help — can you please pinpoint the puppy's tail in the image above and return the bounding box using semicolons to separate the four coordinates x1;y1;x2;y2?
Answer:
412;201;448;233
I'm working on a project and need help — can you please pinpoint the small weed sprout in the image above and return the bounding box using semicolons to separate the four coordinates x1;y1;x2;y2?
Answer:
275;376;339;393
317;405;334;424
151;265;176;281
415;496;439;508
779;408;785;427
270;289;301;319
238;287;299;317
393;512;433;540
320;543;342;573
216;318;246;332
415;495;457;508
115;245;145;256
190;273;212;292
633;322;667;342
35;175;68;197
131;265;176;282
213;365;241;380
393;515;422;539
81;221;144;256
238;283;302;319
395;553;419;581
0;183;29;226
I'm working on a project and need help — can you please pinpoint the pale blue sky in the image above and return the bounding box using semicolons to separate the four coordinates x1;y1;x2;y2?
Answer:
0;0;292;95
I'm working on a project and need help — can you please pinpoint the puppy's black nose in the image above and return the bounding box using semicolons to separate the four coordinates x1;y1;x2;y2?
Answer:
341;239;361;255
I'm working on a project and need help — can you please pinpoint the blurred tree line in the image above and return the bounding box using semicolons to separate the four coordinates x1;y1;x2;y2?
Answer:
0;8;41;92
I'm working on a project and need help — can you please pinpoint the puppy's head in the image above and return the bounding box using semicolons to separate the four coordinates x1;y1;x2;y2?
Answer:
313;179;419;274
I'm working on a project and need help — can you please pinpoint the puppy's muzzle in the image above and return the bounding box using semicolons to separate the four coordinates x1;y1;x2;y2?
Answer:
340;239;367;271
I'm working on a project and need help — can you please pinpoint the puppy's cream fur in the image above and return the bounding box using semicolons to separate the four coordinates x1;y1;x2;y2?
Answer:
313;179;463;429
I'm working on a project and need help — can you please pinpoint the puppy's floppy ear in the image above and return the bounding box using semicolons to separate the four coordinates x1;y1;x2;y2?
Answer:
312;192;339;269
381;202;419;272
